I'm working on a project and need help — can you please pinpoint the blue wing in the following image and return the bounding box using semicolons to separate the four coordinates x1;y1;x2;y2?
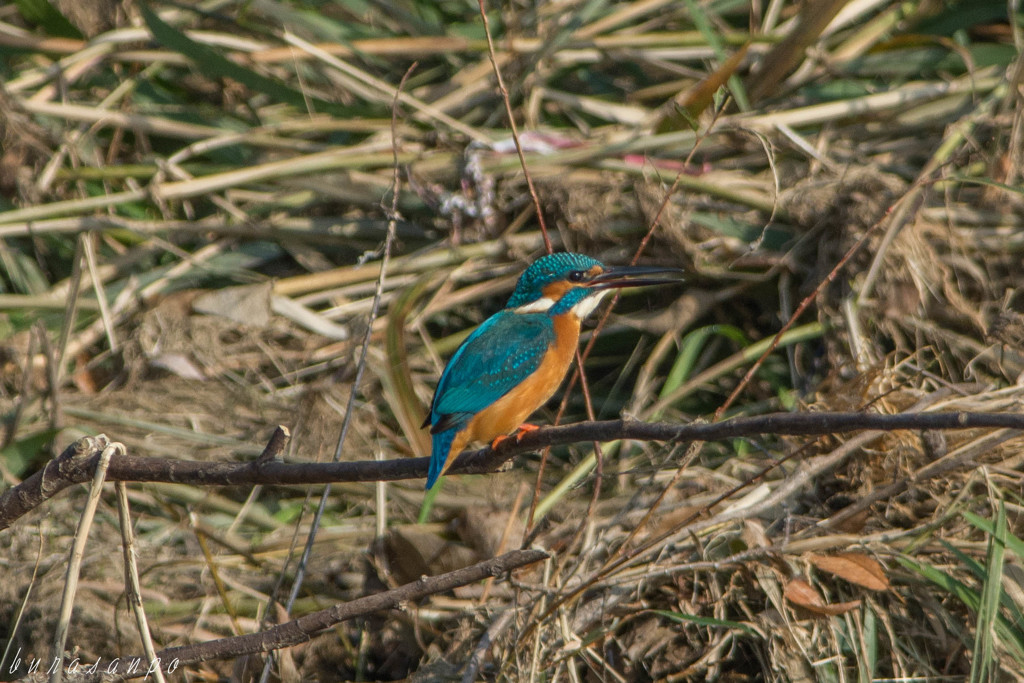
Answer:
428;311;555;433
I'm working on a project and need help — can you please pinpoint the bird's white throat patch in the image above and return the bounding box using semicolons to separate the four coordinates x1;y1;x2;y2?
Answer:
571;289;611;318
513;289;610;318
514;297;555;314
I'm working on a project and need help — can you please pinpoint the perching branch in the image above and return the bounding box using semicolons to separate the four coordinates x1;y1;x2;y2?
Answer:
3;411;1024;531
68;548;547;682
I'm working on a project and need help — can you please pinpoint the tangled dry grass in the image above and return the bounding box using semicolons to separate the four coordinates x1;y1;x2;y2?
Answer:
2;0;1024;680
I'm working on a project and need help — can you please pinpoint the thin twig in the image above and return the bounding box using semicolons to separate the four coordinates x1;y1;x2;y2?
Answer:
115;482;167;683
81;230;118;353
477;0;552;253
190;510;244;637
35;321;62;436
462;608;517;682
55;234;85;379
0;325;38;451
255;425;290;464
564;349;604;561
0;515;46;673
50;440;122;683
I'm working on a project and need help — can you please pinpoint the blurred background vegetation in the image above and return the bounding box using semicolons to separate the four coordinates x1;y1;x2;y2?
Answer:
2;0;1024;680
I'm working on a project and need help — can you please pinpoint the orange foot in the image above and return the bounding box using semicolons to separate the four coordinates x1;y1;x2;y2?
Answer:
490;423;540;449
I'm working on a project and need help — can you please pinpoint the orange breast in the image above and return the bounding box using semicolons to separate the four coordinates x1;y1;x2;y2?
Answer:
464;312;581;445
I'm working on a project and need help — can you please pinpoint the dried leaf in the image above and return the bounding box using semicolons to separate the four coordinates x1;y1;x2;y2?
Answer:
784;578;862;616
784;578;825;609
810;552;890;591
654;44;749;132
677;44;748;117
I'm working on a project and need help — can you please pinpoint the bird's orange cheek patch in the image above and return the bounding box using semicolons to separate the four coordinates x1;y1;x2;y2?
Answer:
542;281;572;299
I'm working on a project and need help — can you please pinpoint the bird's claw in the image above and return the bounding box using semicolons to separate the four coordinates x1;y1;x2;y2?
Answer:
490;423;540;449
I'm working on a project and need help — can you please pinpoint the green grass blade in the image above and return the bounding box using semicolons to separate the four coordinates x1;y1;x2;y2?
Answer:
861;601;878;683
418;478;442;523
963;511;1024;560
659;324;749;405
963;510;1024;640
897;555;980;610
901;545;1024;671
647;321;825;416
970;500;1006;683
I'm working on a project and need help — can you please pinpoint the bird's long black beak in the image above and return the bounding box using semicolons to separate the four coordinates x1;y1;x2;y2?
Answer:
587;264;685;290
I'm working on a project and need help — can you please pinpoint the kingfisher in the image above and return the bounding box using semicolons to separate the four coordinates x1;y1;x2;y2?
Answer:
423;252;684;489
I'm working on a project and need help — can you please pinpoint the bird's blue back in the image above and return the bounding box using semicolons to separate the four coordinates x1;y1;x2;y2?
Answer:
429;311;555;431
425;310;556;487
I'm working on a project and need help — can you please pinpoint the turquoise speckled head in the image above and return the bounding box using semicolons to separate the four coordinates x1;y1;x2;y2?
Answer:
505;253;604;310
504;252;685;318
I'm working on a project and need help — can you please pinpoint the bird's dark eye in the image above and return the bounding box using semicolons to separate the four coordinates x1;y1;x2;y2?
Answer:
568;270;586;282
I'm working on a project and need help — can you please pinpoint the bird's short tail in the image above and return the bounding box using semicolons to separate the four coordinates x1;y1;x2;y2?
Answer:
426;428;459;490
